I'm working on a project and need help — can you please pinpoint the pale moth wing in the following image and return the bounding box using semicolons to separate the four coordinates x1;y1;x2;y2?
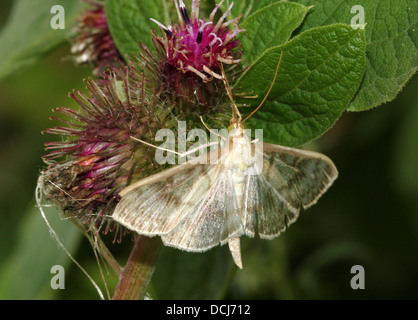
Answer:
114;148;244;251
243;142;338;239
114;149;232;237
161;165;243;252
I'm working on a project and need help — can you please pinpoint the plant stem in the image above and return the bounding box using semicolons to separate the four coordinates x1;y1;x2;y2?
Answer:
112;235;162;300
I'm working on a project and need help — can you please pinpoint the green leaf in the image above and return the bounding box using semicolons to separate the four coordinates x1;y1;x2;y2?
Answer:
294;0;418;111
0;206;82;299
105;0;170;58
236;24;366;147
0;0;85;80
239;2;311;64
221;0;283;20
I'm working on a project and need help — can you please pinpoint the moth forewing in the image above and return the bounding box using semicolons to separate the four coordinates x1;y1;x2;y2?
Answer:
161;168;243;252
113;147;245;248
114;149;223;235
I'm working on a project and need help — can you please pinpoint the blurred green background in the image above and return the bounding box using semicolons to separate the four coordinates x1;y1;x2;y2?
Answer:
0;0;417;300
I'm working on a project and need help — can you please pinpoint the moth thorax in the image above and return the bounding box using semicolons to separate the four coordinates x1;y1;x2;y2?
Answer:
228;134;253;172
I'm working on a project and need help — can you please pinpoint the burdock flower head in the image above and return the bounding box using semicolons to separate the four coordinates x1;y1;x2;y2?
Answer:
39;70;175;242
71;0;122;75
142;0;244;114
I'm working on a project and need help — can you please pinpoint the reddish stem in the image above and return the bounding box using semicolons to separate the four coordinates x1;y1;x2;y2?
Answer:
112;235;162;300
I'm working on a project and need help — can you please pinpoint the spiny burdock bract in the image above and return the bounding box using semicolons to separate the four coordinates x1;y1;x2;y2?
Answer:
71;0;123;76
140;0;244;118
40;69;177;242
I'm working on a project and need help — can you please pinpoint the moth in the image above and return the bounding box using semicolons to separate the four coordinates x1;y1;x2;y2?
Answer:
112;52;338;268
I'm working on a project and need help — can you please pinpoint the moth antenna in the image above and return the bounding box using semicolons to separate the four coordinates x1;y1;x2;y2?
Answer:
200;116;227;141
242;51;283;124
220;63;241;122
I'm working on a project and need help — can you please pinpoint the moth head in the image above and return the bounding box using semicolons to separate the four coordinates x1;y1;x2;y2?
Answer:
228;120;245;137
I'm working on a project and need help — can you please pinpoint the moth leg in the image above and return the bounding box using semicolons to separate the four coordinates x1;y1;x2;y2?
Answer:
251;138;259;144
130;136;219;158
